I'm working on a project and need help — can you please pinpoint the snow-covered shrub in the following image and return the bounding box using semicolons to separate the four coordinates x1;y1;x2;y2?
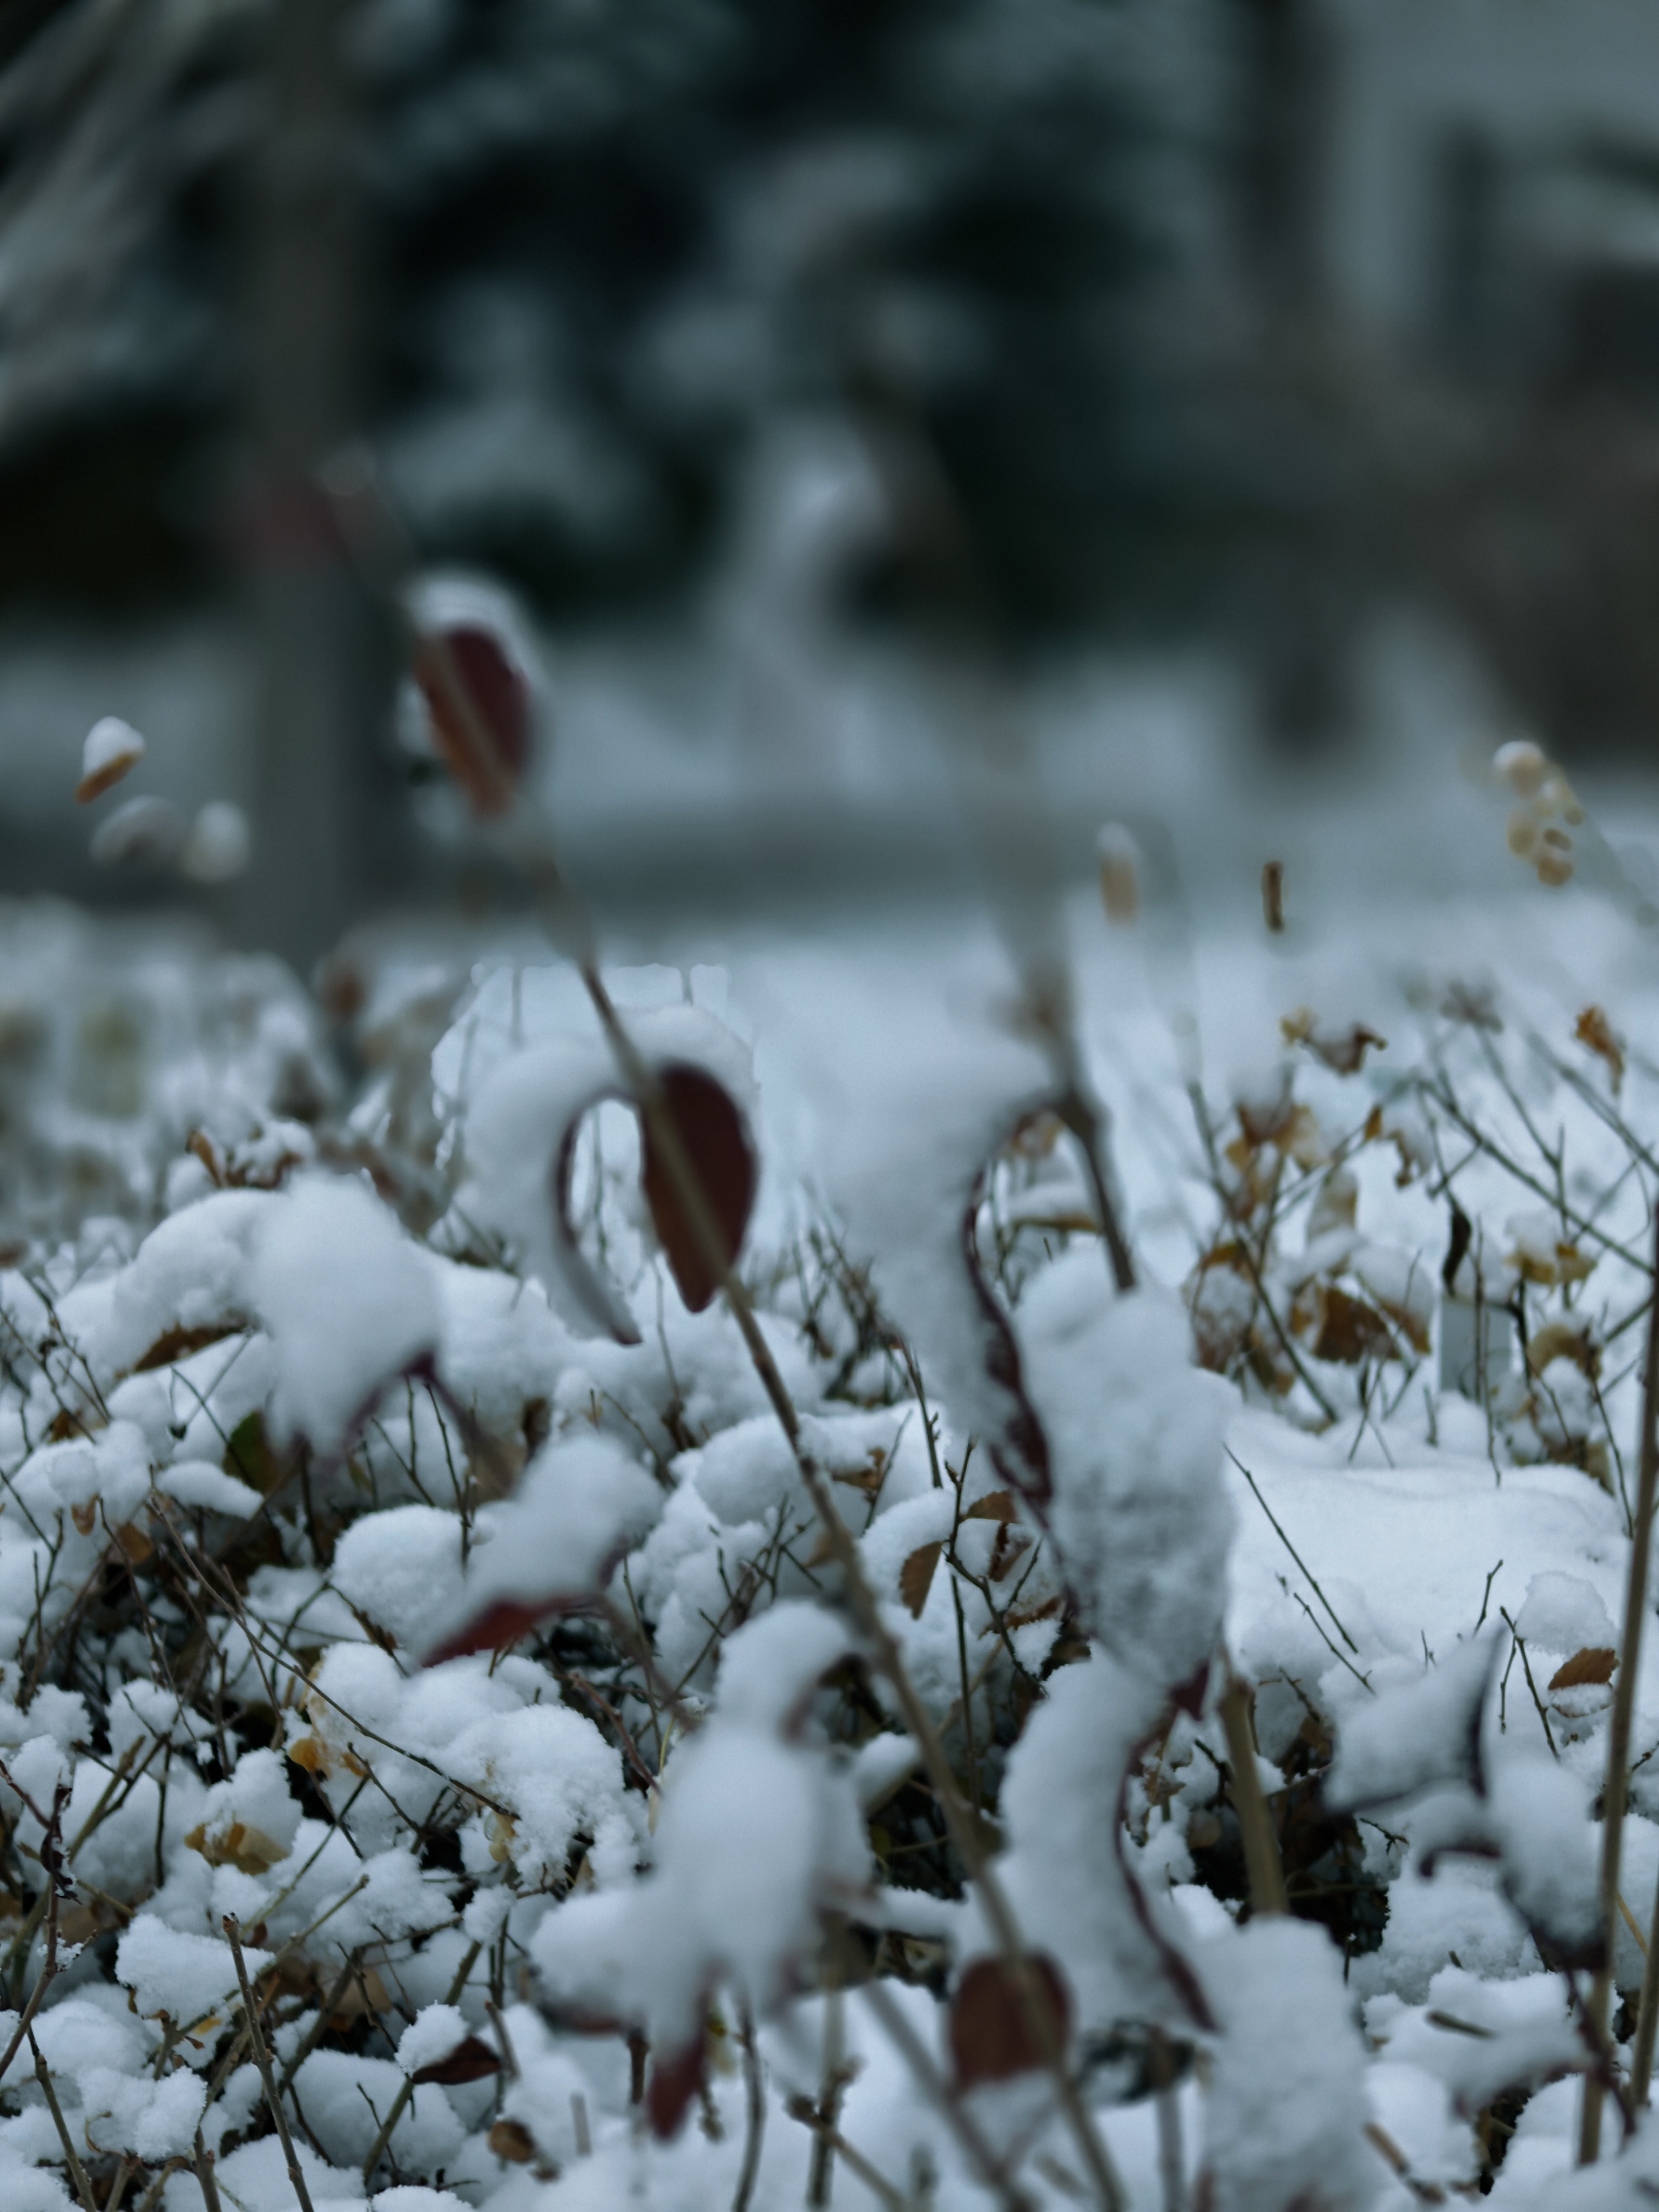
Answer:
0;905;1655;2212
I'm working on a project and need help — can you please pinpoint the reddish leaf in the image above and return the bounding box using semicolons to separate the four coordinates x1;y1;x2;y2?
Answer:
414;623;532;818
900;1542;941;1618
424;1596;574;1667
640;1064;758;1313
1548;1647;1616;1692
412;2035;503;2086
646;2038;706;2139
949;1953;1071;2089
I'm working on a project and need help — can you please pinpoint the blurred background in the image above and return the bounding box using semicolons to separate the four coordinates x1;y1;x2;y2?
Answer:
1;0;1659;970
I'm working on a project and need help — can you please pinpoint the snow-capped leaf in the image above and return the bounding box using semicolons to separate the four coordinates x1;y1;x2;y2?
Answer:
488;2119;536;2163
1326;1634;1500;1812
410;2036;502;2086
1548;1647;1615;1691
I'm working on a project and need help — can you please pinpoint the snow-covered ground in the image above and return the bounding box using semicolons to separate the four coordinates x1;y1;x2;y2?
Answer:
3;680;1659;2208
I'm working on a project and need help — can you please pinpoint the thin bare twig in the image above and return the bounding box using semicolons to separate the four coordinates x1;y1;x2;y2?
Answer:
223;1914;315;2212
360;1939;483;2183
30;2026;97;2212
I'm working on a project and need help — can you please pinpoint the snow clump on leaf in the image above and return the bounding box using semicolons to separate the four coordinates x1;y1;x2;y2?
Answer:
252;1172;440;1451
531;1601;867;2055
1017;1247;1232;1689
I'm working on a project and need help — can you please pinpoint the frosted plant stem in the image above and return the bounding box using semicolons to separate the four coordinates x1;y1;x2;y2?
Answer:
29;2027;97;2212
574;959;1129;2212
786;2095;908;2211
192;2131;224;2212
275;1945;369;2102
733;1995;766;2212
1218;1674;1287;1918
0;1784;68;2088
807;1918;847;2208
360;1938;484;2184
224;1915;315;2212
1147;2027;1184;2212
1583;1205;1659;2156
406;557;1132;2202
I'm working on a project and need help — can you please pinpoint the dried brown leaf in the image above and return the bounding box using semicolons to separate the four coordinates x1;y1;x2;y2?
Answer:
1310;1286;1398;1366
646;2037;707;2140
964;1491;1018;1523
132;1320;243;1374
1548;1647;1616;1692
488;2120;536;2164
900;1542;942;1619
1575;1005;1625;1095
1527;1322;1600;1380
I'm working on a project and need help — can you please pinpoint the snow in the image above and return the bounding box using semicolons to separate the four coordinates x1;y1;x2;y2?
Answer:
252;1174;441;1449
21;804;1659;2203
1196;1917;1375;2211
155;1456;262;1517
419;1432;663;1660
396;2002;468;2076
458;1002;757;1343
532;1601;868;2046
1018;1255;1232;1688
187;1748;302;1873
117;1916;272;2030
